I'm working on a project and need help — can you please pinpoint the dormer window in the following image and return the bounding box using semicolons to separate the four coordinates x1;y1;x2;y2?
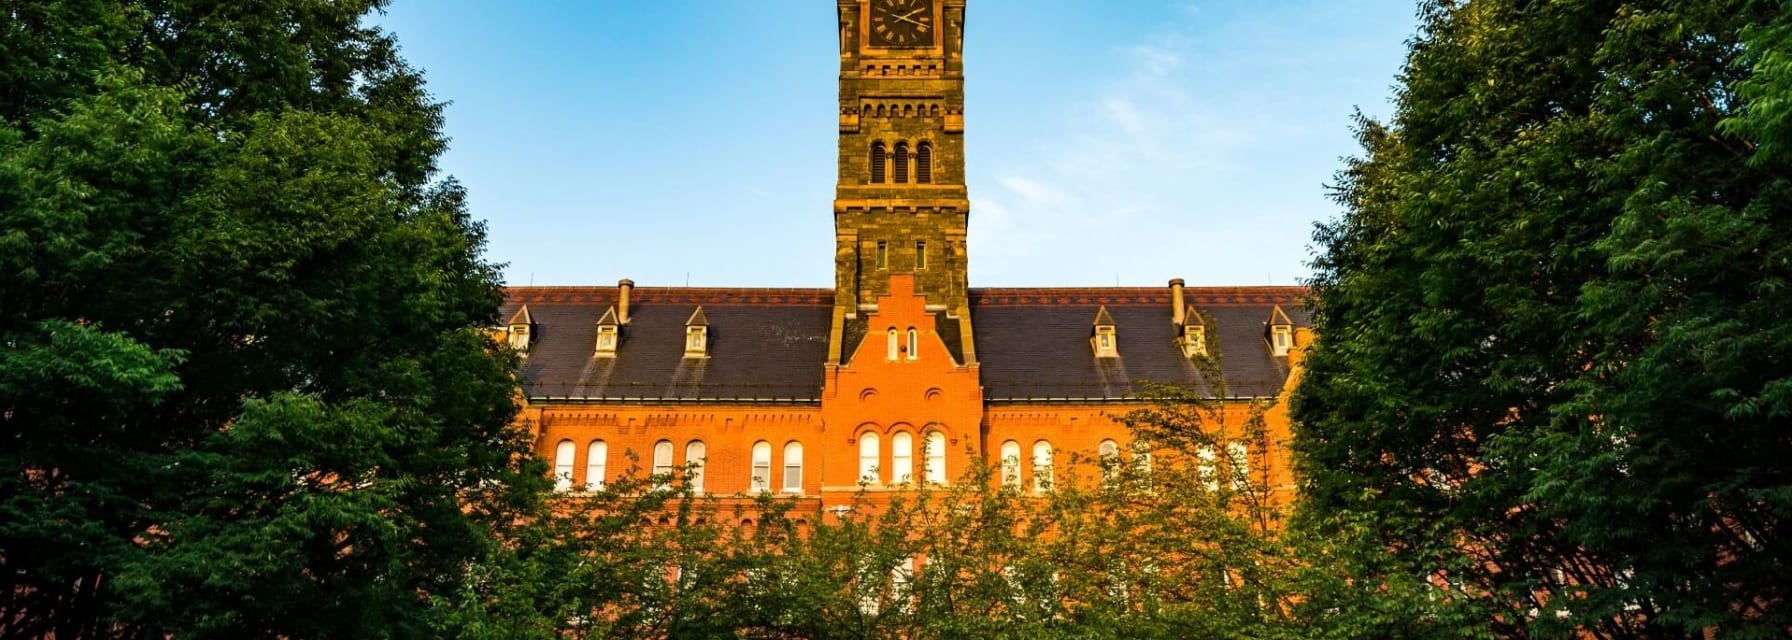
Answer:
506;305;534;353
1267;305;1294;357
684;306;710;358
1178;306;1206;358
595;305;622;357
1091;306;1119;358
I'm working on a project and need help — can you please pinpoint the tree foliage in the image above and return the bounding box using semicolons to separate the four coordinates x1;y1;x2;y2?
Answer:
0;2;537;637
1295;0;1792;636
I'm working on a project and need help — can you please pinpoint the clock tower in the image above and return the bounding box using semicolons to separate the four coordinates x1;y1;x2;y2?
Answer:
832;0;970;342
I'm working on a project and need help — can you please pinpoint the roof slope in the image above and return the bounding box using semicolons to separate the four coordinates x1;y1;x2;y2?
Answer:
502;285;1309;404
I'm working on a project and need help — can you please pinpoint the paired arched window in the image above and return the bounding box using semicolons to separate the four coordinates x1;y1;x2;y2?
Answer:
553;440;576;492
870;142;888;183
893;142;910;183
586;440;608;491
1000;440;1022;489
1032;440;1054;494
686;441;707;493
891;431;914;483
783;442;804;493
751;441;773;492
859;432;881;484
869;140;933;184
924;431;947;484
652;440;675;489
915;142;932;183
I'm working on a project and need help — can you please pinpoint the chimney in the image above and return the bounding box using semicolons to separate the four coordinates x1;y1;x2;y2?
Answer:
1169;278;1186;325
617;278;635;324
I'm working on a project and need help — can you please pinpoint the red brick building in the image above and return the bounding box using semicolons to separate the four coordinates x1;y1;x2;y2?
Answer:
496;0;1311;516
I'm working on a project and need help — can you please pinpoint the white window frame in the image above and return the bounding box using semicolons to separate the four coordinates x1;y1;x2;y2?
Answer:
891;432;914;483
906;328;919;361
751;441;772;493
553;440;576;492
1000;440;1022;489
782;442;804;494
859;432;881;484
652;440;675;489
686;441;707;494
585;440;607;491
1032;440;1054;493
923;430;946;484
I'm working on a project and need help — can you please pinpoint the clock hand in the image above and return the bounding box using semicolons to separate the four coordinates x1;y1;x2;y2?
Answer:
890;8;930;28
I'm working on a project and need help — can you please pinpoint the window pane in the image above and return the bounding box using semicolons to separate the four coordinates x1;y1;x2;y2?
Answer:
859;432;880;483
686;441;706;493
924;431;946;484
553;440;575;492
586;440;608;491
891;432;914;483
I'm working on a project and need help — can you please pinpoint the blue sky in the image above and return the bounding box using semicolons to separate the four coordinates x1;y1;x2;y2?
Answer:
375;1;1418;287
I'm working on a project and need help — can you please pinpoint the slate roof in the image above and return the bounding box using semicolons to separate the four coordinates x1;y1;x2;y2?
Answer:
500;285;1310;404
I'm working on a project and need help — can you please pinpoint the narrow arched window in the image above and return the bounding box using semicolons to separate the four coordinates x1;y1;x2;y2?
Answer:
1000;440;1022;489
906;328;919;361
652;440;675;489
1227;442;1250;491
893;142;909;183
586;440;608;491
782;442;804;493
924;431;947;485
686;441;707;494
891;432;914;483
553;440;576;492
1032;440;1054;494
887;328;899;361
859;432;881;484
916;142;932;183
1098;439;1120;485
751;441;773;492
870;142;887;183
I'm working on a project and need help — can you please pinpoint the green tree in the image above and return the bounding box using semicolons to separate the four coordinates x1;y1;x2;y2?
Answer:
0;2;537;637
1296;0;1792;636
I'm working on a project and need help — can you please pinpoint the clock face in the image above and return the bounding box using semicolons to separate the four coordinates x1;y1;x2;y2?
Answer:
870;0;934;47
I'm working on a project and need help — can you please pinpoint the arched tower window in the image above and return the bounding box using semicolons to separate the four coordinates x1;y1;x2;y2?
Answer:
870;142;887;184
916;142;932;184
893;142;909;183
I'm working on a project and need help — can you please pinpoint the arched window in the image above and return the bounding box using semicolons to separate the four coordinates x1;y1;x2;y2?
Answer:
887;328;899;361
586;440;608;491
1000;440;1022;489
1032;440;1054;493
1098;439;1120;485
891;432;914;483
870;142;887;183
859;432;881;484
782;442;804;493
893;142;909;183
553;440;576;492
1132;440;1154;478
924;430;947;484
916;142;932;183
751;441;772;493
1197;445;1218;491
1227;442;1250;491
906;328;919;361
686;441;707;493
652;440;675;489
